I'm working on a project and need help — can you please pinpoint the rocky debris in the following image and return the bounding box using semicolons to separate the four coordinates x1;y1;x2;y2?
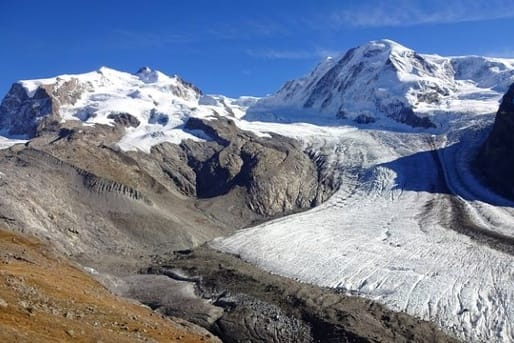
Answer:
213;294;311;343
476;83;514;198
140;246;460;343
116;274;224;328
22;147;149;202
0;139;230;271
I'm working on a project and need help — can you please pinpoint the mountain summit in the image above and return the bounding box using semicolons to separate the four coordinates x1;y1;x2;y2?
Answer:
246;39;514;129
0;66;256;152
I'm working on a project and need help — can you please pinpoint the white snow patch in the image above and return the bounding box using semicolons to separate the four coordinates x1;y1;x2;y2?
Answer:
0;136;26;150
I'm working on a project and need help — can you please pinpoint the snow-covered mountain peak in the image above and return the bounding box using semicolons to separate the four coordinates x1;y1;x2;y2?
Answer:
246;40;514;130
0;67;257;152
359;39;412;56
135;66;175;84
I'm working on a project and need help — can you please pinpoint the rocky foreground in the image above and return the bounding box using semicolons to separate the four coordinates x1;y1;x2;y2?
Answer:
134;246;459;343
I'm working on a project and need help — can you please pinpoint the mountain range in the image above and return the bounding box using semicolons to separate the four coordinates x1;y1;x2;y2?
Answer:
1;39;513;343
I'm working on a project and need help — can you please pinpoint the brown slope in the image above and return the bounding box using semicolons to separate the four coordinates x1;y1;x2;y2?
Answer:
0;228;220;343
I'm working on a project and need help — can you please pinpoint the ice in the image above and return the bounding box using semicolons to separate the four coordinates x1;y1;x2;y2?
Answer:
212;118;514;342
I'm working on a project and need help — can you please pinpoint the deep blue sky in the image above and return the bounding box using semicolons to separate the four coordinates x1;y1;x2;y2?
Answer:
1;0;514;97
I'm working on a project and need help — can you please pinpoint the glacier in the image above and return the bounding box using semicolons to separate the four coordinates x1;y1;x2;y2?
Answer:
211;40;514;343
2;39;514;342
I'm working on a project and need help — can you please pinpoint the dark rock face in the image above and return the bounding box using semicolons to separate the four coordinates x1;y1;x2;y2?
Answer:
0;78;84;137
0;84;53;137
157;116;330;217
477;83;514;198
107;112;141;127
376;99;435;128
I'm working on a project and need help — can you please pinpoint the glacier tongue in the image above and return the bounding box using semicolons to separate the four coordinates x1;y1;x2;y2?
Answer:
212;116;514;343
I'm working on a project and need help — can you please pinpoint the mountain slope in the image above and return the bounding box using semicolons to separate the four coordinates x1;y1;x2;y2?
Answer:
476;82;514;198
246;39;514;129
0;228;219;343
0;66;337;272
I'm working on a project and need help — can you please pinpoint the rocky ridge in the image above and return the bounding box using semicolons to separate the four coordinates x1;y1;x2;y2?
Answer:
476;82;514;198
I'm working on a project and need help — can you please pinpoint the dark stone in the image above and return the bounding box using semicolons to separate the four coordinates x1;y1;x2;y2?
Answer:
354;114;376;124
376;99;435;128
0;84;53;137
107;112;141;128
476;83;514;198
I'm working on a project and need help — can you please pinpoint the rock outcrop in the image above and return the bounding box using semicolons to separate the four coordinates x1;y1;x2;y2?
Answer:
477;83;514;198
0;78;86;137
178;117;325;216
0;113;336;271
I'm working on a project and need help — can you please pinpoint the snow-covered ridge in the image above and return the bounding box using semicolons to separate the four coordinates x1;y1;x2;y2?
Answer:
246;39;514;129
0;66;258;152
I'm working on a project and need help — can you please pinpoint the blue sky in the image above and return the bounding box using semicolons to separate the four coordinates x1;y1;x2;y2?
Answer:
1;0;514;97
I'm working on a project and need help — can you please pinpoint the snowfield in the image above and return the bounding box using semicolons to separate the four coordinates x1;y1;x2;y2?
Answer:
0;136;26;150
